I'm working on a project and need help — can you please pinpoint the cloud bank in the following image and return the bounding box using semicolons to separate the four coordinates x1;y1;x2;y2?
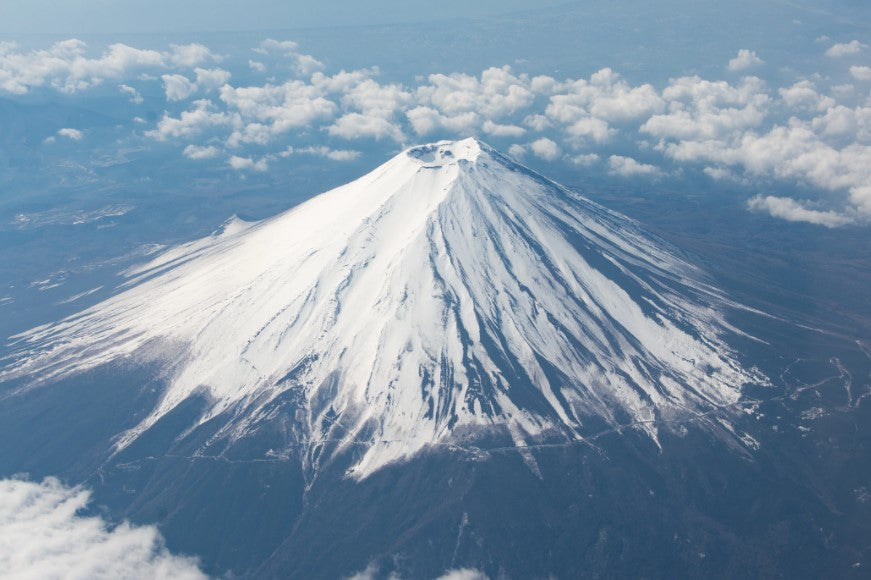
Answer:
0;39;219;94
0;477;206;579
5;37;871;226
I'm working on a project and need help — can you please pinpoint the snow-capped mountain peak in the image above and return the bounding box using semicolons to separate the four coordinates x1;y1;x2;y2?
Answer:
4;138;762;478
406;137;484;164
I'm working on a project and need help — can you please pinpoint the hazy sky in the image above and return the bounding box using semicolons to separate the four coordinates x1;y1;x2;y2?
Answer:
0;0;573;34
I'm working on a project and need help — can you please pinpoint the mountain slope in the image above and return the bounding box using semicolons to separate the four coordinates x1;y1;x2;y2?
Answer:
3;138;763;478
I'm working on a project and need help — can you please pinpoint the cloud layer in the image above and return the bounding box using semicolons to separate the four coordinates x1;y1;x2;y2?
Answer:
3;37;871;226
0;39;219;94
0;477;206;579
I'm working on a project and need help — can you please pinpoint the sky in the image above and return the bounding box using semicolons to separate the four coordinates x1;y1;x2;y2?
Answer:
0;0;573;34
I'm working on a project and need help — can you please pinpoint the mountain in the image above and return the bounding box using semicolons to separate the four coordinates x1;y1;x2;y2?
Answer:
3;138;761;479
4;139;868;579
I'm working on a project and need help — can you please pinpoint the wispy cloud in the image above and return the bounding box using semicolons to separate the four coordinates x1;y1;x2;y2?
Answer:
57;128;83;140
119;83;143;103
747;195;854;227
254;38;324;76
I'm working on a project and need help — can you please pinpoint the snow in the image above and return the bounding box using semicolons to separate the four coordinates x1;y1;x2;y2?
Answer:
3;138;762;478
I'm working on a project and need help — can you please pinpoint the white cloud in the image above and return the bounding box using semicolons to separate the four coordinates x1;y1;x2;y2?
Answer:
168;43;221;68
747;195;854;227
12;37;865;227
195;67;231;90
150;69;351;149
728;49;764;71
146;99;238;141
481;120;526;138
548;68;664;124
704;166;738;180
119;83;143;104
57;128;83;140
295;54;325;76
226;122;272;147
564;117;613;143
810;104;871;141
162;68;230;101
570;153;600;166
183;144;220;159
530;75;561;95
228;155;269;171
416;66;534;118
508;143;526;158
347;563;380;580
255;39;323;76
523;114;551;132
778;80;834;111
657;121;871;218
530;137;560;161
641;76;769;141
75;42;166;85
350;565;487;580
341;79;412;118
630;70;871;221
436;569;489;580
328;112;404;142
850;66;871;81
544;68;663;144
0;477;206;580
406;106;478;136
162;73;197;101
256;39;298;55
0;39;220;96
310;68;378;94
283;145;361;161
825;40;867;58
0;39;164;94
219;81;337;135
608;155;663;177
